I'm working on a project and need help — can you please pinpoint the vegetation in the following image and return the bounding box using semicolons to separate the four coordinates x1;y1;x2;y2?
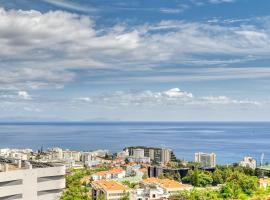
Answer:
60;168;91;200
61;166;111;200
170;166;270;200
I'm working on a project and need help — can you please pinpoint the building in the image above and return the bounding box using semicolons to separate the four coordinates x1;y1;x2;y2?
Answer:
91;180;129;200
0;157;65;200
125;146;175;165
91;168;126;181
239;157;257;169
148;166;189;179
62;150;81;162
0;148;32;161
258;177;270;188
49;147;63;160
131;177;192;199
195;152;216;168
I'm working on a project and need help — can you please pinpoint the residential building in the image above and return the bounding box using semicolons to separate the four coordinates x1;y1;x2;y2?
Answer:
131;177;192;199
91;168;126;181
239;156;257;169
117;149;129;159
0;157;65;200
125;146;175;165
91;180;129;200
63;150;81;162
148;166;189;179
195;152;216;168
49;147;63;160
0;148;32;160
258;177;270;188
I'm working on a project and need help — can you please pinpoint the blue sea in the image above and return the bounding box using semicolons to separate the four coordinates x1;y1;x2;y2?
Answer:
0;122;269;164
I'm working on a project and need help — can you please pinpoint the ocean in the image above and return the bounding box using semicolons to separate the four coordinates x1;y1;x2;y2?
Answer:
0;122;269;164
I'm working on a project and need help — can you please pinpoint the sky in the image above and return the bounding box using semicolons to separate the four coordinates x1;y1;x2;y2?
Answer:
0;0;270;121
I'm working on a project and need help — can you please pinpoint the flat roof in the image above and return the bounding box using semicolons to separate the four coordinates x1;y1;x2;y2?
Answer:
0;157;62;172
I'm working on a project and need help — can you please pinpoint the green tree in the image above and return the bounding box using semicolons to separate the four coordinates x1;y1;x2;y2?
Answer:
212;168;224;186
182;169;213;187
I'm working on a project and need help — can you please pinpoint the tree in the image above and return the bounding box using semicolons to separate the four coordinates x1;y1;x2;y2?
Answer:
212;168;224;186
125;158;129;164
182;169;213;187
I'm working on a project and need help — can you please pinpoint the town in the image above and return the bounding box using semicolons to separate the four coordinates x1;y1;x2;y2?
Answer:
0;146;270;200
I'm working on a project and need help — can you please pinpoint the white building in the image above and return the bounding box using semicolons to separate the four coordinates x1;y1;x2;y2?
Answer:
239;156;257;169
91;180;129;200
91;168;126;181
195;152;216;168
49;147;63;160
0;157;65;200
131;177;193;200
0;148;32;161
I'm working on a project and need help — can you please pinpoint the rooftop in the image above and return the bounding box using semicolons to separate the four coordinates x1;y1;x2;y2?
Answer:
95;168;125;176
143;177;191;189
92;180;128;191
0;157;61;172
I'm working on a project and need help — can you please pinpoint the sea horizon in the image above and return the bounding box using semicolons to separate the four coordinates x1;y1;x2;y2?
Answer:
1;121;269;165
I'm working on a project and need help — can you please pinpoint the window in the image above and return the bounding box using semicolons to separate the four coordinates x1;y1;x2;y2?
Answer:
0;194;22;200
0;180;22;187
37;175;64;182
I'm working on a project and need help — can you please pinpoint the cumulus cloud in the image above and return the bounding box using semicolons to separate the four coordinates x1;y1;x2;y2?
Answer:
18;91;31;100
74;88;260;107
0;7;270;89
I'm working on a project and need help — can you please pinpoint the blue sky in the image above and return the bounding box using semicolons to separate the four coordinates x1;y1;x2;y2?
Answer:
0;0;270;121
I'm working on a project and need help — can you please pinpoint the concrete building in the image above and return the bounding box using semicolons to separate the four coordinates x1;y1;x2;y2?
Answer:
0;157;65;200
91;168;126;181
49;147;63;160
258;177;270;188
63;150;81;162
91;180;129;200
148;166;189;179
195;152;216;168
0;149;32;161
125;146;175;165
239;156;257;169
131;177;192;199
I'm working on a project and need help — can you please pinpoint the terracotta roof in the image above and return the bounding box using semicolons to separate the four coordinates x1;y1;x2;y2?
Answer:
92;180;129;191
143;177;191;189
139;168;147;173
259;178;270;184
95;168;125;176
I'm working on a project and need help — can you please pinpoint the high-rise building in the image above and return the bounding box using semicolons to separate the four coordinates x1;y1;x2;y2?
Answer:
124;146;175;165
0;157;65;200
239;157;257;169
195;152;216;168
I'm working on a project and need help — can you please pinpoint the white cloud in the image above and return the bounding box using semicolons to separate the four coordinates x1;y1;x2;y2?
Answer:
18;91;31;100
41;0;97;12
74;88;260;107
0;7;270;90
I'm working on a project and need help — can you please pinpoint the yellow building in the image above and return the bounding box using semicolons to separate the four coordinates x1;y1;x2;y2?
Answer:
91;179;129;200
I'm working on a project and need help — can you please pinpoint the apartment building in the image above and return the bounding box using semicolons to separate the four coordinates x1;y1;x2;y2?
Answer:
91;168;126;181
195;152;216;168
125;146;175;165
131;177;192;199
91;180;129;200
239;156;257;169
0;157;65;200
